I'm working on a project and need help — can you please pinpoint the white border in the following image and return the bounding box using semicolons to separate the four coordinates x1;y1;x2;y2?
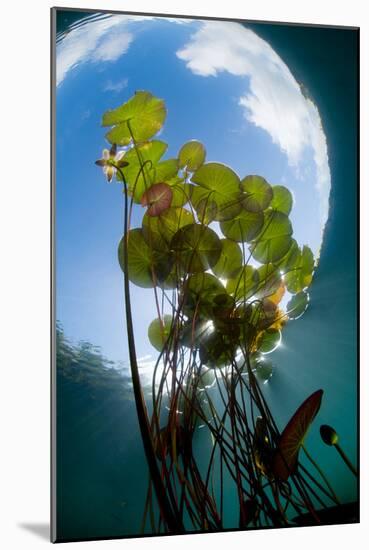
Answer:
1;1;366;548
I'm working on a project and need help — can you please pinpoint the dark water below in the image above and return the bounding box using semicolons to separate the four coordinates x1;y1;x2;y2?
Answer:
55;14;358;541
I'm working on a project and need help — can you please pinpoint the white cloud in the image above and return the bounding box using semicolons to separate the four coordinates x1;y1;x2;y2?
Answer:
57;14;190;87
103;78;129;93
176;21;331;225
92;31;133;62
56;15;133;86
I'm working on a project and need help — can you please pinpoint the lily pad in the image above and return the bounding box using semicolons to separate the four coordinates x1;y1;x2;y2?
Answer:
182;272;225;317
142;207;194;250
141;182;173;216
284;245;315;293
241;175;273;212
103;91;166;145
171;224;222;273
266;283;286;307
148;315;173;352
220;209;264;243
170;182;192;208
211;293;236;322
274;239;300;272
190;189;219;224
191;162;242;221
256;328;281;353
199;330;238;369
180;319;216;349
287;291;309;320
271;185;293;215
118;228;173;288
226;266;259;302
255;264;282;298
178;140;206;171
272;389;323;480
212;239;243;279
251;299;285;332
151;158;179;183
255;358;274;383
251;211;293;264
117;140;168;202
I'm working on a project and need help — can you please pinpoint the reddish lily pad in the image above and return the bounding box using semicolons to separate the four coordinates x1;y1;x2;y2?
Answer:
141;182;173;216
272;389;323;480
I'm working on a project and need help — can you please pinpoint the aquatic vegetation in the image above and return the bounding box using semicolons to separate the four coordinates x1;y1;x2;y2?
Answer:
272;390;323;481
95;143;129;182
95;90;356;533
320;425;357;477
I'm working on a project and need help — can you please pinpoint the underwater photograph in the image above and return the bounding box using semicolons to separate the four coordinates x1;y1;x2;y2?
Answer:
51;7;359;542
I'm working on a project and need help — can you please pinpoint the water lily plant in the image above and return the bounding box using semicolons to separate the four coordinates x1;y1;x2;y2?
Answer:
95;90;353;534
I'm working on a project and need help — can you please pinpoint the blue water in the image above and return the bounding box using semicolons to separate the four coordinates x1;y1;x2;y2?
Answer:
55;12;358;541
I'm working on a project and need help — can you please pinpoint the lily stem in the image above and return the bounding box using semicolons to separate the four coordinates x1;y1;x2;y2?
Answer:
114;163;184;533
302;444;341;505
334;444;358;477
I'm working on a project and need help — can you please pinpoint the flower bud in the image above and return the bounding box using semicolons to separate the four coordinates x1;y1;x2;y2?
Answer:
320;424;339;446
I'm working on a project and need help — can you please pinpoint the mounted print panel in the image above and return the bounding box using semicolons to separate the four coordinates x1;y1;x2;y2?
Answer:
51;7;359;542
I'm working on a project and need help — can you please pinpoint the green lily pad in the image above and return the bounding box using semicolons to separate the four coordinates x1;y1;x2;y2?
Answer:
182;272;225;317
241;175;273;212
287;291;309;320
270;185;293;215
171;224;222;273
190;188;219;224
178;140;206;171
103;91;166;145
180;319;216;349
284;245;315;293
229;305;258;349
274;239;300;272
255;358;274;383
142;207;194;250
256;299;283;331
118;228;173;288
256;264;282;298
220;209;264;242
226;265;259;302
199;329;238;369
185;272;225;296
151;158;179;183
256;328;281;353
211;293;236;321
248;300;283;333
117;140;168;202
148;315;173;352
170;183;192;208
212;239;243;279
251;211;293;264
160;207;195;241
191;162;242;221
141;214;166;250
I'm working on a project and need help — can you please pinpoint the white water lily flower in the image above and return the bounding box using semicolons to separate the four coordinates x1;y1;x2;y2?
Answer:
95;143;128;182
